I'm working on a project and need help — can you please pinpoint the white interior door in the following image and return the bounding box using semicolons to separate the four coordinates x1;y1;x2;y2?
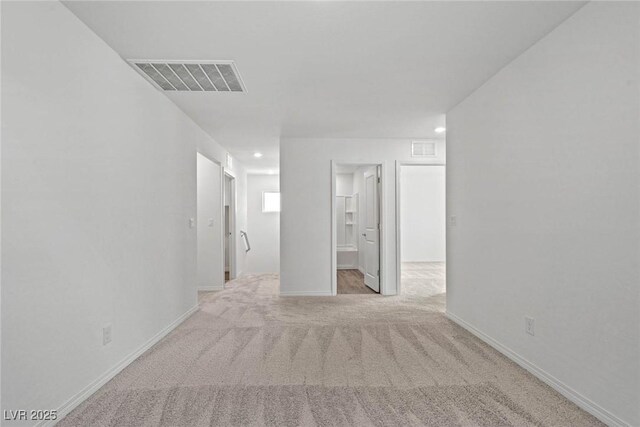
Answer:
224;206;230;271
197;153;223;288
363;166;380;292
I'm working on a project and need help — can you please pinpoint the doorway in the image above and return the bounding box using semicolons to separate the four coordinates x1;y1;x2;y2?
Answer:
332;162;383;295
223;172;236;285
197;153;224;291
396;163;446;300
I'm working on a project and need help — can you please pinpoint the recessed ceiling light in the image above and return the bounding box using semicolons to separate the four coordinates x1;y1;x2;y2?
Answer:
253;152;263;158
435;127;446;133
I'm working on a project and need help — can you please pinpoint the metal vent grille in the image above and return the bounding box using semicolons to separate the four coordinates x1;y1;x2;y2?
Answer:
129;60;246;93
411;141;437;157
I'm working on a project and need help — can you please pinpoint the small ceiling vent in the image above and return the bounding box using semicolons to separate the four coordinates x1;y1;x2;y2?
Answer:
128;60;247;93
411;141;437;157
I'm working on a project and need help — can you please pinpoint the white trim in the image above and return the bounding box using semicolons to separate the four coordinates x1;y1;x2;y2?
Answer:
222;170;237;283
198;285;224;292
219;165;226;288
446;311;630;427
331;161;338;295
280;290;334;296
395;161;446;295
230;175;237;280
42;305;199;427
378;163;388;295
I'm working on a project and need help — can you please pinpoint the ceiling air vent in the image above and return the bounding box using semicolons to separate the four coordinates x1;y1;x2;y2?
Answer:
411;141;437;157
128;60;247;93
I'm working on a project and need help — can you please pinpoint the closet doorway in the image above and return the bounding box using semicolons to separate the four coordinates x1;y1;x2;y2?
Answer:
332;163;383;295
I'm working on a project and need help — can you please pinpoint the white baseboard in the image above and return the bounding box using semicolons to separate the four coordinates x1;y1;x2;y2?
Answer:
337;265;358;270
446;311;629;427
198;285;224;291
280;290;333;296
44;305;199;427
358;266;365;275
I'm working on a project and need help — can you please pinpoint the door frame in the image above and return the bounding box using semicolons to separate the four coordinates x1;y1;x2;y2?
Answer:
331;160;387;296
394;161;446;295
196;152;225;291
222;169;237;285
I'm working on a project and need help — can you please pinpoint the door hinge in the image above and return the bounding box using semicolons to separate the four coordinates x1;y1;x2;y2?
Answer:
377;269;380;277
377;177;381;183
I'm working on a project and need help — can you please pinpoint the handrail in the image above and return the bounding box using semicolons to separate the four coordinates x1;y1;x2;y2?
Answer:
240;230;251;253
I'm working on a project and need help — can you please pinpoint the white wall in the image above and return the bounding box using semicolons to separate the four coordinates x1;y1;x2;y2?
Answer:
232;168;248;276
280;138;445;295
336;173;354;196
400;165;446;262
246;174;280;273
197;154;223;289
1;2;244;424
447;2;639;425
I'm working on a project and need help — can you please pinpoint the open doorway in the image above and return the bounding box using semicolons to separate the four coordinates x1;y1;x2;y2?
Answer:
223;172;236;285
332;163;382;295
197;153;224;292
397;163;446;301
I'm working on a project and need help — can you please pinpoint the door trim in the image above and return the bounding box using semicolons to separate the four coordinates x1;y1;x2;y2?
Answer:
394;161;446;295
331;161;387;296
223;170;237;284
197;152;225;291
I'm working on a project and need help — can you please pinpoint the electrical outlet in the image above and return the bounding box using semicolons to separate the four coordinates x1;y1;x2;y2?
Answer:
448;215;457;227
189;218;196;228
103;324;112;345
208;218;214;227
525;317;535;336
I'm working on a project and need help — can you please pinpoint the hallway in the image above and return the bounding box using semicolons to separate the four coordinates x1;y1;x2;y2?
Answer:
401;262;445;297
60;275;600;426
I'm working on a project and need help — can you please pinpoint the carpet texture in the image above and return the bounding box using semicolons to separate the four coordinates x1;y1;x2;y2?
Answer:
59;274;602;426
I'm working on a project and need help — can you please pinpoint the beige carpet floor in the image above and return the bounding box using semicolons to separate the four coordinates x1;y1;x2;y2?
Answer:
59;274;602;426
401;262;446;297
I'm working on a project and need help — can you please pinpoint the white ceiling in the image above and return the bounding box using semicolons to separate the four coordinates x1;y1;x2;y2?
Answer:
64;1;584;172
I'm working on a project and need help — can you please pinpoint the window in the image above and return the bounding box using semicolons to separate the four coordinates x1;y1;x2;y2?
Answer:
262;191;280;212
